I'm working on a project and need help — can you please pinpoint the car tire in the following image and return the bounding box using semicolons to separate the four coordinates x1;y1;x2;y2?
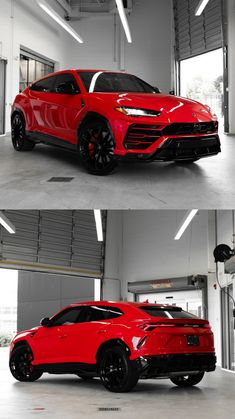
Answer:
98;345;139;393
11;113;35;151
9;345;43;382
78;119;118;175
170;372;205;387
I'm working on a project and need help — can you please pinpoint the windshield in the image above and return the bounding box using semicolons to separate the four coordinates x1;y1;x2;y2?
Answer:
139;306;198;319
77;71;158;94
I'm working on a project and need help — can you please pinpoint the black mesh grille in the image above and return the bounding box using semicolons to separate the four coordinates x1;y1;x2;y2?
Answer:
124;122;218;150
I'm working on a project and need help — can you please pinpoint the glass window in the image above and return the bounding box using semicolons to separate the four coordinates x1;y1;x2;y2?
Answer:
30;75;57;93
77;71;157;93
19;53;54;92
83;306;123;322
51;307;84;326
139;306;197;319
54;73;80;94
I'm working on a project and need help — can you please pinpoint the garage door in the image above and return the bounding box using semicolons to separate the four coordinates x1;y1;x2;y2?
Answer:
0;211;104;278
173;0;223;60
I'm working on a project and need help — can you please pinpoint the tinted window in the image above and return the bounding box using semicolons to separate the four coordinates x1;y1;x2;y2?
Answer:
83;306;123;322
51;307;84;326
30;75;56;93
77;71;157;93
139;306;197;319
54;73;80;94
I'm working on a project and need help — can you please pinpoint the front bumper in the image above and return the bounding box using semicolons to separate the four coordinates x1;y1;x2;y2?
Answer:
135;353;216;379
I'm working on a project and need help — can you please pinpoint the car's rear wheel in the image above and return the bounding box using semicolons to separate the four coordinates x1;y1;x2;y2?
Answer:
9;345;42;382
11;113;35;151
170;372;204;387
78;119;117;175
98;345;139;392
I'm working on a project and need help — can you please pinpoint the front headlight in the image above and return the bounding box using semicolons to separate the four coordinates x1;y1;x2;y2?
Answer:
115;106;161;117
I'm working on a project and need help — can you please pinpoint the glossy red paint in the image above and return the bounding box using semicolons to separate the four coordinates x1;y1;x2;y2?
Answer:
10;301;215;366
11;69;220;174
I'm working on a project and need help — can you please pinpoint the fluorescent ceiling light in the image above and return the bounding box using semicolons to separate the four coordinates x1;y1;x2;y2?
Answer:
174;210;198;241
115;0;132;43
37;0;84;43
0;211;16;234
195;0;210;16
94;210;103;242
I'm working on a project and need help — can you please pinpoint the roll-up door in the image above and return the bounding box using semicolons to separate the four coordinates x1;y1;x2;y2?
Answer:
173;0;223;61
0;211;104;278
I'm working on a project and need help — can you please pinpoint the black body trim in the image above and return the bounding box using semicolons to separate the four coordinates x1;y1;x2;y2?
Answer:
35;362;97;376
26;131;77;151
136;352;216;378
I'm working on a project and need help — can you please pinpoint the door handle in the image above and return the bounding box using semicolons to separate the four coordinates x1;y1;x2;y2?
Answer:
97;329;107;334
58;334;68;339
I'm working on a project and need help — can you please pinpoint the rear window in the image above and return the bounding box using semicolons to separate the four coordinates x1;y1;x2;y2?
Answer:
139;306;197;319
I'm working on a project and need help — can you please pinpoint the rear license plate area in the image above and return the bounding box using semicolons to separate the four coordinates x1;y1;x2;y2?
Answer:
186;335;199;346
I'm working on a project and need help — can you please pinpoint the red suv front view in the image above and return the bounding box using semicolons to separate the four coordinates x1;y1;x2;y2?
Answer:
11;70;221;175
9;301;216;392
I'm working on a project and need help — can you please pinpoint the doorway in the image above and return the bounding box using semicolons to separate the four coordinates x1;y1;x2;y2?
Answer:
0;269;18;347
221;284;235;371
137;289;205;319
0;59;6;135
180;48;224;131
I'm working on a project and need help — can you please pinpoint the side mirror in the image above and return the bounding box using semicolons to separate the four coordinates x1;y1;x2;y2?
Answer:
169;90;175;95
153;87;161;94
40;317;52;327
56;82;79;95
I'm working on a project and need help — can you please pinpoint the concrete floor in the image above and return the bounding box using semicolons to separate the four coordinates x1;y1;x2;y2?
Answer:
1;348;235;419
0;132;234;209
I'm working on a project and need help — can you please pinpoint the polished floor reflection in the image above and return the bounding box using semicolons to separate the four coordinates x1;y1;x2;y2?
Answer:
0;348;235;419
0;133;234;209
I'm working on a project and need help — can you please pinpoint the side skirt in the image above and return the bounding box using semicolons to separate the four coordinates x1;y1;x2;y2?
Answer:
34;362;97;377
26;131;77;152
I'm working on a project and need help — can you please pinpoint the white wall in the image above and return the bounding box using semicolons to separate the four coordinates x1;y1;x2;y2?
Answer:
17;271;94;331
227;0;235;134
0;0;78;132
69;0;172;91
104;210;209;300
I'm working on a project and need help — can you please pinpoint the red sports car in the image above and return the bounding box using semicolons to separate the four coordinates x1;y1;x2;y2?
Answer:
11;70;221;175
9;301;216;392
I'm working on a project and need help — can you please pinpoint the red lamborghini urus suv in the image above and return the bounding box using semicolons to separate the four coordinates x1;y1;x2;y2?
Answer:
9;301;216;392
11;70;221;175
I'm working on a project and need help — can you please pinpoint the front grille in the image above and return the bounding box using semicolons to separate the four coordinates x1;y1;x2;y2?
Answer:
124;122;218;150
162;122;218;136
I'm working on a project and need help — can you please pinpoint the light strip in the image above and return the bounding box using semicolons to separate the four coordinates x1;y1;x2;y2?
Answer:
115;0;132;43
94;210;103;242
0;211;16;234
195;0;210;16
174;210;198;241
37;0;84;43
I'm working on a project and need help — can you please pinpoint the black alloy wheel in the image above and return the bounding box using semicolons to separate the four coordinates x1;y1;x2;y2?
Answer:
9;345;42;382
78;120;117;175
11;114;35;151
99;345;139;392
170;372;204;387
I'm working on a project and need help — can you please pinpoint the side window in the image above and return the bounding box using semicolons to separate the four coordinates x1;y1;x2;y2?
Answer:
51;307;84;326
30;75;56;93
54;73;80;94
83;306;123;322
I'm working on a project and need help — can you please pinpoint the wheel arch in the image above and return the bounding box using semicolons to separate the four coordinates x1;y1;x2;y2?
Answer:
12;340;32;352
77;111;115;145
11;108;26;124
96;339;131;362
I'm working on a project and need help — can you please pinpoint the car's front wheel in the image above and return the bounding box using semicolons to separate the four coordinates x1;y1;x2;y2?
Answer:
11;114;35;151
9;345;43;382
170;372;204;387
98;345;139;392
78;119;117;175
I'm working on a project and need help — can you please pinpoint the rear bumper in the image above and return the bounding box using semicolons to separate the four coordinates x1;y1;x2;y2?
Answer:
135;353;216;378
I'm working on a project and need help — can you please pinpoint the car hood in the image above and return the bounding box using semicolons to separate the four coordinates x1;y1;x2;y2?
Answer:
90;92;215;122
